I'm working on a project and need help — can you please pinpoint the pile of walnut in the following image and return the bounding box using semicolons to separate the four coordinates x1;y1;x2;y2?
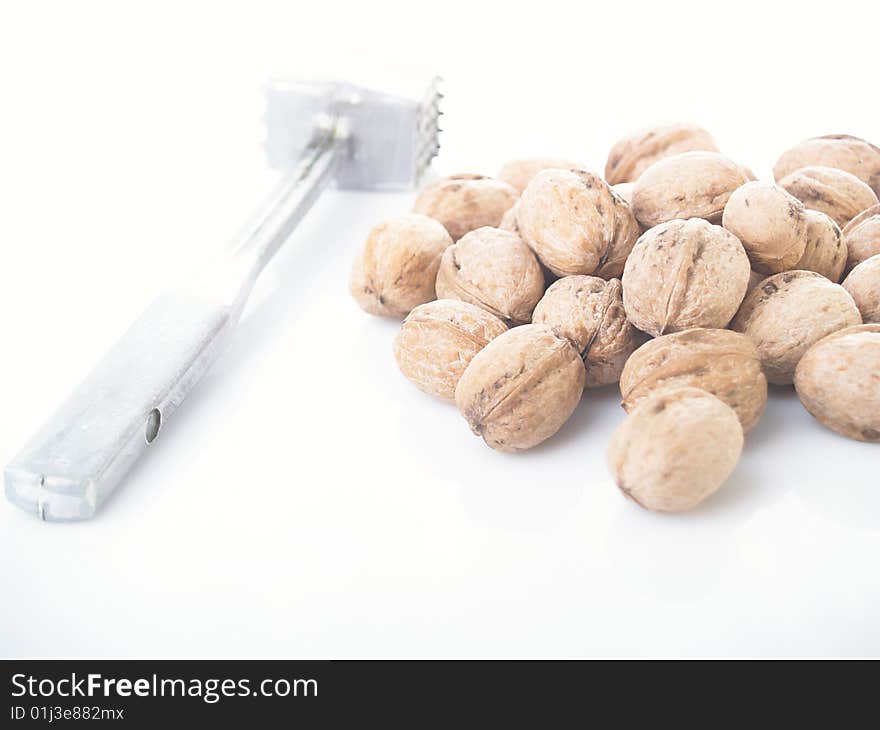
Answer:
350;126;880;513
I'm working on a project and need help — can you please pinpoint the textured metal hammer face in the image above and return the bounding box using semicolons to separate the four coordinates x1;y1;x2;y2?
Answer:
5;75;443;521
264;76;441;190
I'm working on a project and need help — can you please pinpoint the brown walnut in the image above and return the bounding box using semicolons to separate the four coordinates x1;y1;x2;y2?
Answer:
435;227;545;326
773;135;880;197
778;165;878;229
454;324;586;452
532;276;645;388
393;300;508;401
631;151;753;228
605;124;718;185
619;328;767;432
621;218;750;336
413;174;518;241
350;213;452;317
517;168;640;278
794;324;880;442
730;270;862;384
606;387;743;513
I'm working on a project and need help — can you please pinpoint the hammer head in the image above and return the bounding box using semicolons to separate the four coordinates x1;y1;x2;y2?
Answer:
265;76;441;191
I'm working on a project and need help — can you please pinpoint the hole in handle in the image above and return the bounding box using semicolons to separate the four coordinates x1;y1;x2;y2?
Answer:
145;409;162;444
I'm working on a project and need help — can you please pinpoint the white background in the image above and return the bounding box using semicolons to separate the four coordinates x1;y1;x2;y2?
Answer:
1;1;878;658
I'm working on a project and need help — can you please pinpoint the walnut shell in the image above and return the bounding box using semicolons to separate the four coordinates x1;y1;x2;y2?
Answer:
619;328;767;432
746;269;765;294
500;204;561;288
393;300;508;401
794;210;846;281
631;151;753;228
730;270;862;384
794;324;880;442
606;387;743;513
349;213;453;317
612;182;635;206
499;201;520;234
532;276;645;388
721;181;808;274
842;203;880;273
413;174;518;241
435;227;545;325
517;168;640;278
773;134;880;197
778;165;878;229
605;123;719;185
497;157;582;194
455;324;586;452
842;255;880;323
621;218;750;336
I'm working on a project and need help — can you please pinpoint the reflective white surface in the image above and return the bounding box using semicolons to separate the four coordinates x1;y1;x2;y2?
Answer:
1;0;878;658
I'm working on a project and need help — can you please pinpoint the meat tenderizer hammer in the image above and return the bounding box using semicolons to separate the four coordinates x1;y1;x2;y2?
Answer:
5;76;442;521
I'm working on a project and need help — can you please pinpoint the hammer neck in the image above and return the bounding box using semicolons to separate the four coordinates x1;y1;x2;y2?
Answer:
231;126;350;290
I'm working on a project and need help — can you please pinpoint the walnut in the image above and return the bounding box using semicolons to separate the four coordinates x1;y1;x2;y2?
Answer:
517;168;640;278
721;181;808;274
435;227;545;325
532;276;646;388
606;387;744;512
455;324;586;452
393;300;507;401
746;269;765;294
794;324;880;442
497;157;582;194
621;218;750;336
773;134;880;197
605;123;718;185
619;328;767;432
631;151;754;228
413;174;518;241
794;210;846;281
842;254;880;323
841;203;880;273
499;201;520;234
349;213;452;317
611;182;635;206
777;165;878;229
730;270;862;384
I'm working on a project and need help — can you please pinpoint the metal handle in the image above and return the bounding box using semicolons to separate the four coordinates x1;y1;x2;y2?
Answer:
5;128;349;521
232;125;348;288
